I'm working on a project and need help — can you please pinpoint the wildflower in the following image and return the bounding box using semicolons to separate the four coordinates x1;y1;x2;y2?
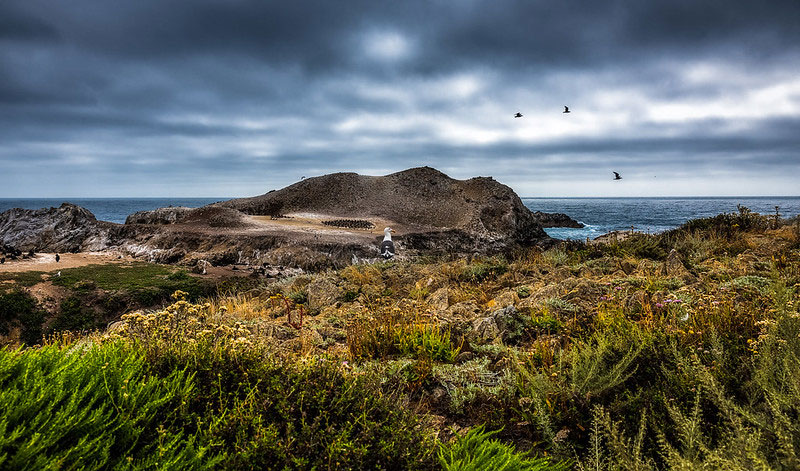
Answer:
655;303;664;308
614;286;623;291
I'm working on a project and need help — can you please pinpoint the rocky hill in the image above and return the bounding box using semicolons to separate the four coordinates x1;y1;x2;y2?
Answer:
220;167;552;245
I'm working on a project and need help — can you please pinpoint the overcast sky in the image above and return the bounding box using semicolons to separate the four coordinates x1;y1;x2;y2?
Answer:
1;1;798;197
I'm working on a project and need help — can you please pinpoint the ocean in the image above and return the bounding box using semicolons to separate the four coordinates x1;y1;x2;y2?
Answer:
524;197;800;240
1;197;799;240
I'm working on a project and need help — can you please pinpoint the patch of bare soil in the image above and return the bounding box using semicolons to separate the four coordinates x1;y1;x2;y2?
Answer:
0;252;132;273
27;281;70;312
246;213;398;237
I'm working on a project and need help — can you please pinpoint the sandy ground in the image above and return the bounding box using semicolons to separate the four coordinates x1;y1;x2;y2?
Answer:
247;213;400;237
0;252;132;273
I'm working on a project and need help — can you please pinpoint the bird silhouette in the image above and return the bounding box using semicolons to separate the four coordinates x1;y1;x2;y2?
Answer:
514;112;523;118
563;106;570;113
613;172;622;180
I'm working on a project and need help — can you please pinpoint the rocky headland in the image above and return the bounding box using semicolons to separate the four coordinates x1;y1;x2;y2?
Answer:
1;167;582;270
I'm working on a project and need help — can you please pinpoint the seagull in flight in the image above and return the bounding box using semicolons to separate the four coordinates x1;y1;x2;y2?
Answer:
563;106;570;113
514;112;523;118
613;171;622;180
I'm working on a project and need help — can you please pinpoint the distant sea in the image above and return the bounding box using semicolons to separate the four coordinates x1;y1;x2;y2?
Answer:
1;197;798;240
523;197;800;240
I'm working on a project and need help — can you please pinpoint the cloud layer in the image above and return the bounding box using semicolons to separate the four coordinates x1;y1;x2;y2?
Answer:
1;0;799;196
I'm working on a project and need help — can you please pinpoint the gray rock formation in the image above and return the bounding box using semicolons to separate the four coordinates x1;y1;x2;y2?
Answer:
125;207;193;225
0;203;115;252
531;211;584;228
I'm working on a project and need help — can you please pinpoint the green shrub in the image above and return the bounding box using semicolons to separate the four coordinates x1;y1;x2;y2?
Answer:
530;312;561;335
49;296;98;333
396;323;461;362
725;275;773;294
0;342;218;470
114;296;438;470
439;425;568;471
156;350;437;470
460;258;508;282
348;308;461;363
286;289;308;305
0;290;46;345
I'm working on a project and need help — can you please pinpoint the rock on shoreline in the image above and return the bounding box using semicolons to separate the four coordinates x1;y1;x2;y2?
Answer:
530;211;584;228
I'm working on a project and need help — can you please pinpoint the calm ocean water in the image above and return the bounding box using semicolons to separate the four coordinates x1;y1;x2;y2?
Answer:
1;197;798;240
523;197;800;240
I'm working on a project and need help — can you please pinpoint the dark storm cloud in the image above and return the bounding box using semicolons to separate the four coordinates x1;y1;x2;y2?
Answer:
1;0;799;196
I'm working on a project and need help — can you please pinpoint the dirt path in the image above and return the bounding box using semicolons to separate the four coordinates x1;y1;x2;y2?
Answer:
0;252;132;273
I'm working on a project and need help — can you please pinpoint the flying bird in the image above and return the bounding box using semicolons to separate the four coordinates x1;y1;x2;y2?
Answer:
613;172;622;180
514;112;523;118
380;227;395;259
563;106;570;113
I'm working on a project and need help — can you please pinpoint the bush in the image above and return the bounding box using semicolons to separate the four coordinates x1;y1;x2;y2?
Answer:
0;290;46;345
49;296;98;333
439;425;568;471
112;295;438;470
0;342;218;470
348;310;461;363
460;258;508;282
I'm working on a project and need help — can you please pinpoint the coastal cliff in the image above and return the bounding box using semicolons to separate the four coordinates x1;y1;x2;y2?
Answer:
0;168;584;269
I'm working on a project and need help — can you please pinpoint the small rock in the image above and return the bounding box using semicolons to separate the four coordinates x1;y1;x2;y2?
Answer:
472;317;500;341
427;287;450;310
491;290;519;309
662;249;693;280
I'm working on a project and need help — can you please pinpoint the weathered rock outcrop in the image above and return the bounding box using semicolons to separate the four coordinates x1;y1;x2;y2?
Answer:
125;207;194;225
0;203;116;253
531;211;584;228
125;206;253;228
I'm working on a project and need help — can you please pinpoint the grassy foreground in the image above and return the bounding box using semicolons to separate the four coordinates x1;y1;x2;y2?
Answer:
1;208;799;470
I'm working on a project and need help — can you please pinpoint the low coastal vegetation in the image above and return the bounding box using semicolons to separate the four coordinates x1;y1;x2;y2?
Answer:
1;208;799;469
0;262;259;344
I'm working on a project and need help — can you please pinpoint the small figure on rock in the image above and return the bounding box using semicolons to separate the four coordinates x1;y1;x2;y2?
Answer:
380;227;395;259
55;253;60;263
1;257;5;264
